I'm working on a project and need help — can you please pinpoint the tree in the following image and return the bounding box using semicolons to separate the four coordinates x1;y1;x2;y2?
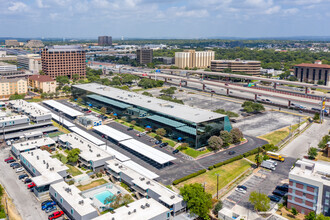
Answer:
213;200;223;215
180;183;212;220
313;112;320;121
0;185;4;198
9;93;25;100
291;207;298;216
318;135;330;149
56;76;70;88
230;128;243;143
242;101;265;113
77;97;83;104
249;191;270;211
100;107;107;115
316;214;330;220
130;120;136;127
156;128;166;137
318;80;325;85
305;211;316;220
220;130;233;146
72;74;80;81
308;147;318;160
255;154;263;167
67;148;81;164
39;70;45;75
208;136;223;151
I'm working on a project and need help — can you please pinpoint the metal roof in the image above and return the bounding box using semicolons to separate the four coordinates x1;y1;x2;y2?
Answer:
123;160;159;180
87;94;132;109
51;113;75;128
120;139;176;165
100;145;130;162
43;100;84;117
93;125;132;142
147;115;186;128
176;126;196;136
69;127;105;146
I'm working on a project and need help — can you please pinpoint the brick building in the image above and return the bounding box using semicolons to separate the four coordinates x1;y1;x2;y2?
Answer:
29;75;56;93
294;60;330;86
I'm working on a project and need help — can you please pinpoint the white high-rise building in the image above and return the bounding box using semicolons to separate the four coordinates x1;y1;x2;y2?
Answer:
175;50;214;69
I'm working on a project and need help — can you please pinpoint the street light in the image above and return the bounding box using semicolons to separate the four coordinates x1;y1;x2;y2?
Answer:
216;173;220;199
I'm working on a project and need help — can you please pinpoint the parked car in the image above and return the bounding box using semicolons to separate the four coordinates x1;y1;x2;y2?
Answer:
273;190;286;197
4;157;13;162
24;178;32;184
48;211;64;220
155;140;162;145
42;201;56;210
41;200;53;207
276;185;289;192
82;108;89;112
18;174;28;180
235;187;246;194
127;127;133;131
16;167;24;173
6;159;16;163
12;164;21;169
172;149;179;154
237;185;247;191
10;163;19;167
27;182;36;189
159;142;168;148
268;195;281;202
45;206;57;213
228;151;236;155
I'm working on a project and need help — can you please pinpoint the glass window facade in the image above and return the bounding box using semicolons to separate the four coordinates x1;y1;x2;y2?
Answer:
72;87;232;148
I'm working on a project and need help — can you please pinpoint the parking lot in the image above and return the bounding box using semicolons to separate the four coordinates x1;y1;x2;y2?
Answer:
223;157;296;211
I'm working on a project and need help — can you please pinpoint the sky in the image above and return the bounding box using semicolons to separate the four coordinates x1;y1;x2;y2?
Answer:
1;0;330;39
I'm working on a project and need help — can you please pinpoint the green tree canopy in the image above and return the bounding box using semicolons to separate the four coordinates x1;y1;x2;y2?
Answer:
67;148;81;164
208;136;223;151
180;183;212;220
220;130;233;146
230;128;243;143
156;128;166;137
308;147;318;160
100;107;107;115
249;191;270;211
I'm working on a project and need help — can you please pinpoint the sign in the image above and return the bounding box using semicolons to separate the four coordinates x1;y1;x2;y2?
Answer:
322;100;326;110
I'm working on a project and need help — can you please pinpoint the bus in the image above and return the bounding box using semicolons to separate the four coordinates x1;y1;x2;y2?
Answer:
266;151;285;162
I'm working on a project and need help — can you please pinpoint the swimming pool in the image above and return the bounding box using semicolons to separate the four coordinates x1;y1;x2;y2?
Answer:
94;190;115;204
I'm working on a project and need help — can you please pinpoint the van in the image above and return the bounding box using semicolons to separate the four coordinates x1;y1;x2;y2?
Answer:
265;159;277;166
261;161;276;171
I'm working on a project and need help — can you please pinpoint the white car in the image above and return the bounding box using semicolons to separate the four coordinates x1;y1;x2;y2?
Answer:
235;187;246;194
16;167;24;173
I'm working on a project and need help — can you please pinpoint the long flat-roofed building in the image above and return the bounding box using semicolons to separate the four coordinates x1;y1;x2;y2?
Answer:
294;60;330;86
41;45;86;79
42;100;84;119
72;83;232;148
11;137;56;157
0;62;17;72
175;50;214;69
211;59;261;75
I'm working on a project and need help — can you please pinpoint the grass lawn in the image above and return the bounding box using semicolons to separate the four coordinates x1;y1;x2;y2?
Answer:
163;139;176;147
259;127;289;146
52;120;70;134
246;154;257;163
120;182;132;193
78;179;108;191
180;147;211;158
47;131;64;138
26;98;43;102
66;165;83;177
177;159;252;195
316;151;330;162
315;88;329;94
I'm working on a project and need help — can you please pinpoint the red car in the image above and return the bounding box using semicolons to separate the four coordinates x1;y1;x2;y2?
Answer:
48;211;64;220
27;182;36;189
4;157;13;162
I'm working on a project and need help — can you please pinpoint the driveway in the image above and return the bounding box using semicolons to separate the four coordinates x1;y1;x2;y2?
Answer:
0;148;49;220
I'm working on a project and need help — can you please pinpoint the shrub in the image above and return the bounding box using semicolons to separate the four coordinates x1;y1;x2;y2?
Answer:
154;135;162;141
96;172;103;178
91;174;96;179
208;166;214;170
68;180;75;185
173;169;206;185
213;200;223;215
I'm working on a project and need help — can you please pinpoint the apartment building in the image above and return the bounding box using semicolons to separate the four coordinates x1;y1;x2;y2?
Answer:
211;59;261;75
288;159;330;216
175;50;215;69
17;54;42;74
0;78;27;99
25;40;44;48
98;36;112;46
294;60;330;86
136;47;153;64
28;75;56;93
41;45;86;79
5;40;19;47
11;137;56;158
0;62;17;72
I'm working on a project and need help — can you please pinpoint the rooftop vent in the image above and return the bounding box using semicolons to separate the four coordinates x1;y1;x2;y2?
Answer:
145;203;150;208
141;205;145;209
170;195;175;199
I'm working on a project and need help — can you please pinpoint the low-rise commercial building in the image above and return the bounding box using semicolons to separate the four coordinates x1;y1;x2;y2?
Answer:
0;78;27;99
78;115;102;128
28;75;56;93
288;159;330;216
11;137;55;158
58;133;114;171
175;50;214;69
5;40;19;47
49;181;99;220
294;60;330;86
17;54;42;74
25;40;44;48
0;62;17;72
211;59;261;75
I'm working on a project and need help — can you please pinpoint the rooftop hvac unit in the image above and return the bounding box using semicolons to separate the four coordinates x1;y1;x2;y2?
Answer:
89;149;93;152
141;205;145;209
170;195;175;199
145;203;150;207
43;160;45;164
146;181;150;185
128;211;131;215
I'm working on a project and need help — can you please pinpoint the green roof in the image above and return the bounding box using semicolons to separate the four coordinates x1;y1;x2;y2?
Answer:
147;115;186;128
87;94;132;109
176;126;196;136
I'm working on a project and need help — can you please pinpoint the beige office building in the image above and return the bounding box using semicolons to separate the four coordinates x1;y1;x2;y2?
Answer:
17;54;42;74
211;59;261;75
0;78;27;99
28;75;56;93
5;40;19;47
175;50;215;69
25;40;44;48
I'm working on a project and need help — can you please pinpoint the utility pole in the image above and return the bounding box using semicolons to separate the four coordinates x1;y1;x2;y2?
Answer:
216;173;220;199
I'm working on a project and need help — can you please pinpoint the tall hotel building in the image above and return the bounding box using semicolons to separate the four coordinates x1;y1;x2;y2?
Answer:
175;50;215;69
41;45;86;79
288;159;330;216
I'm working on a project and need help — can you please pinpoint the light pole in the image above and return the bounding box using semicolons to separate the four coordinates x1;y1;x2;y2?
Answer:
216;173;220;199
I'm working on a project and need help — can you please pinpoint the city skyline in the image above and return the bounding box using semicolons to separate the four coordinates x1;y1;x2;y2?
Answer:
1;0;330;38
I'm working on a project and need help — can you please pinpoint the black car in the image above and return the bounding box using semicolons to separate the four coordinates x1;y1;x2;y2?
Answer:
268;195;281;202
155;140;162;145
82;108;89;112
24;178;32;184
276;185;289;192
10;163;19;167
12;164;21;169
172;149;179;154
273;190;286;197
127;127;133;131
18;174;28;180
101;115;108;120
159;142;168;148
228;151;236;155
6;159;16;163
237;185;247;191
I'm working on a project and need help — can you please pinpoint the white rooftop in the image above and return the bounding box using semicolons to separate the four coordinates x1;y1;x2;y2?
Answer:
94;125;132;142
32;171;63;187
120;139;176;165
12;137;55;152
58;133;113;163
0;114;29;123
42;100;84;117
9;100;51;118
123;160;159;180
69;126;105;146
100;145;130;162
50;181;97;217
30;103;51;113
93;198;169;220
73;83;225;123
51;113;75;128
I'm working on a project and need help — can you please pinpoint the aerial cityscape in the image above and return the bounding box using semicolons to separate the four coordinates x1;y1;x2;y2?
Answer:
0;1;330;220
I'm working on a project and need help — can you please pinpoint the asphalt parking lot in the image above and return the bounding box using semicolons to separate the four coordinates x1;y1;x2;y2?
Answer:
223;157;296;211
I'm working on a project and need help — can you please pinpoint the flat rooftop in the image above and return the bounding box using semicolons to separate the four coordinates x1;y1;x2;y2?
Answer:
12;137;55;152
50;181;97;217
69;126;105;146
73;83;225;123
9;100;51;118
44;45;84;52
42;100;84;118
94;125;132;142
0;114;29;123
93;198;169;220
58;133;113;163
